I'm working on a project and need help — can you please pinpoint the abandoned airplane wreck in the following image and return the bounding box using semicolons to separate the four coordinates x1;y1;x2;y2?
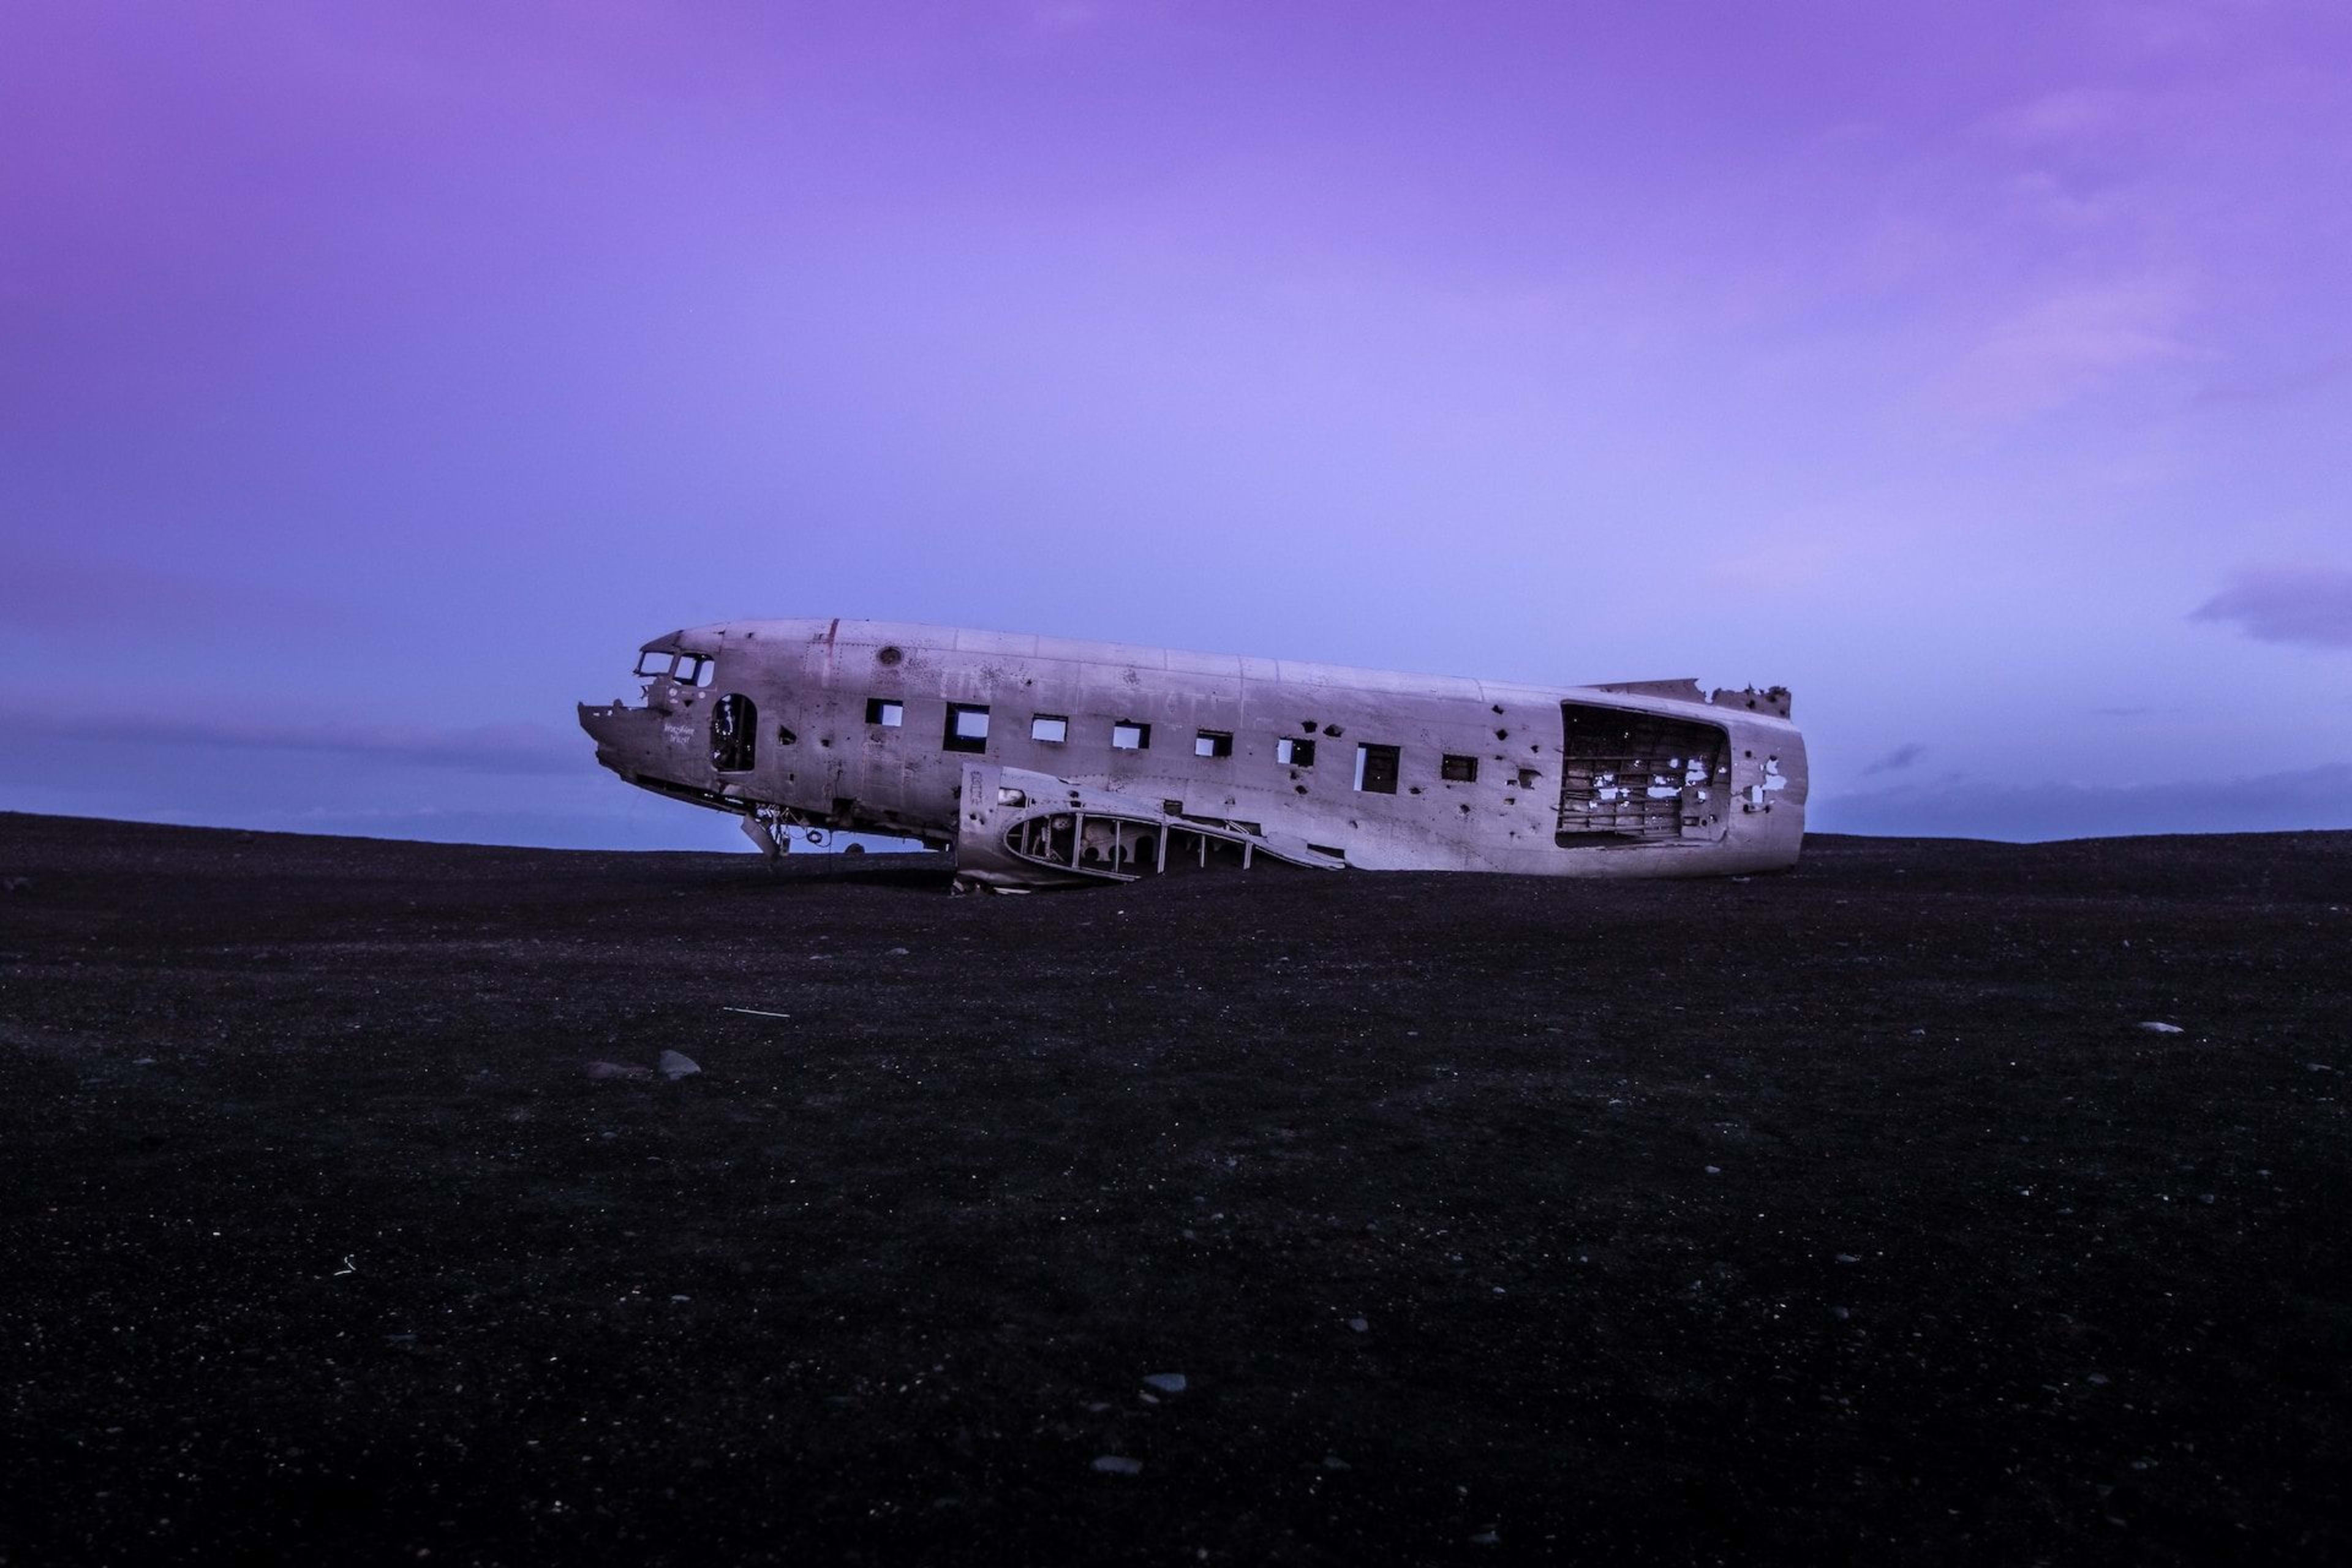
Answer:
578;619;1806;889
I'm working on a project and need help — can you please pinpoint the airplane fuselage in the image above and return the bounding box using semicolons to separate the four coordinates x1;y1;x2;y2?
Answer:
579;618;1806;888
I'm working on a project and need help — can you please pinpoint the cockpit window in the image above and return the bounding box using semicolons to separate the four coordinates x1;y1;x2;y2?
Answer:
638;650;713;687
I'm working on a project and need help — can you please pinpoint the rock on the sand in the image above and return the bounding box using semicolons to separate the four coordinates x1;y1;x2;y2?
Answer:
658;1050;702;1080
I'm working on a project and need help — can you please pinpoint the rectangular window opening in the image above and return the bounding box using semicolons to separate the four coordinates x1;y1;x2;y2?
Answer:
865;698;904;727
1111;721;1151;751
943;703;990;753
1194;729;1234;758
1355;743;1400;794
1441;754;1479;783
634;650;676;677
1030;713;1069;744
1276;736;1317;767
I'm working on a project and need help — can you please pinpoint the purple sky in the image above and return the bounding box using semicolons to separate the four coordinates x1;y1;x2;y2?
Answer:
5;1;2349;848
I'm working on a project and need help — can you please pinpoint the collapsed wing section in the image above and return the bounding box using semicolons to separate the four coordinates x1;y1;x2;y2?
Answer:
954;763;1347;891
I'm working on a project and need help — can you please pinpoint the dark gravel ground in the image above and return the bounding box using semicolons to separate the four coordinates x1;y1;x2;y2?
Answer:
1;810;2346;1566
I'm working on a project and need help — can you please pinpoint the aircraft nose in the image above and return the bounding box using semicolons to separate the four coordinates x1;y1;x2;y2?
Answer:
578;701;617;749
578;701;652;771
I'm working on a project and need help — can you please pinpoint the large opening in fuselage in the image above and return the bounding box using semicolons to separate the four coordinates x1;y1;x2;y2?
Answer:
1554;702;1727;843
712;693;757;772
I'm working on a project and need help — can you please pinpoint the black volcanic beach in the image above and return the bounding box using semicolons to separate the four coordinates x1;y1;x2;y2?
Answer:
2;813;2346;1564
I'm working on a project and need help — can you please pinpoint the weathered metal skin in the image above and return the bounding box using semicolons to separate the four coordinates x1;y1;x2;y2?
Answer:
579;618;1807;889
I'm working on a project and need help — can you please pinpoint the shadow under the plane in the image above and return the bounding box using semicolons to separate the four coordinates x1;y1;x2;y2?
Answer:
737;851;957;890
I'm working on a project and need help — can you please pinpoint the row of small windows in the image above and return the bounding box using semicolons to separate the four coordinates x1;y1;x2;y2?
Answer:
867;699;1079;751
867;703;1240;758
858;699;1491;793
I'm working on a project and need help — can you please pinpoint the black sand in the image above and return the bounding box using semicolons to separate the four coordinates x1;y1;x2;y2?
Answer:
2;812;2346;1564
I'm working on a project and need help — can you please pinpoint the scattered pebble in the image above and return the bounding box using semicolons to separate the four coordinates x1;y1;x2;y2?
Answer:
1142;1372;1187;1394
1091;1455;1143;1476
1834;1253;1861;1264
2137;1022;2184;1035
1470;1529;1500;1545
1347;1317;1369;1333
888;946;911;956
658;1050;701;1080
1705;1165;1722;1175
1323;1455;1352;1471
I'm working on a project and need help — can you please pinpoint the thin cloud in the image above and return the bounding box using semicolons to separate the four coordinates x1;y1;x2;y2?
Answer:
0;549;339;637
1028;1;1101;29
2192;351;2352;407
1977;86;2134;146
1943;276;2195;418
0;707;582;774
1815;763;2352;842
2190;567;2352;649
1863;742;1928;775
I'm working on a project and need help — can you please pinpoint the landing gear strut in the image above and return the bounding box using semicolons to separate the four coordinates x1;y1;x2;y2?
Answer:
740;804;791;867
